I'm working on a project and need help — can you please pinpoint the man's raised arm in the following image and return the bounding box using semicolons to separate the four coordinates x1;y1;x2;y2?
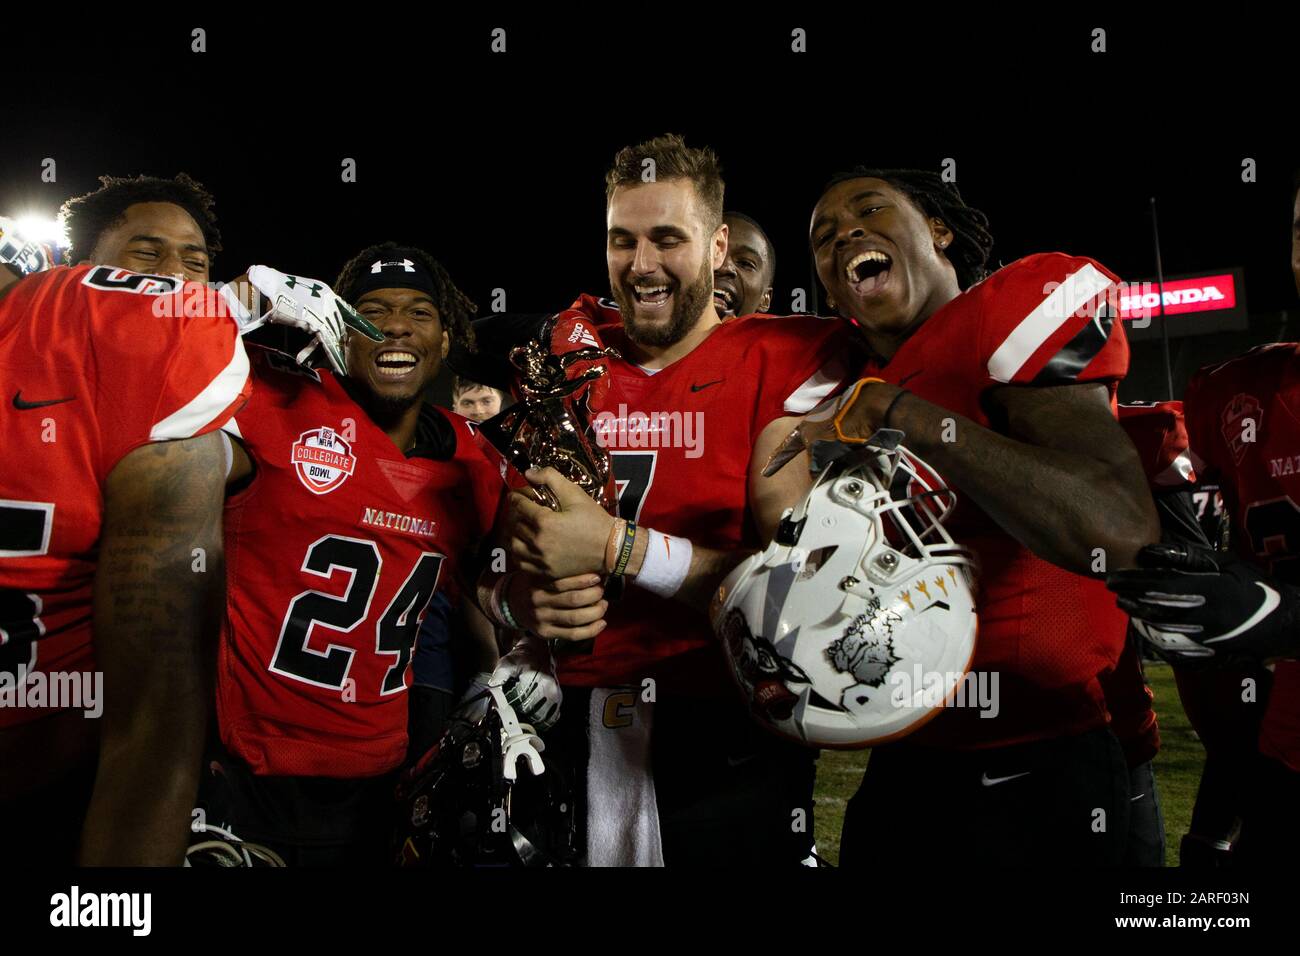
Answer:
79;431;227;865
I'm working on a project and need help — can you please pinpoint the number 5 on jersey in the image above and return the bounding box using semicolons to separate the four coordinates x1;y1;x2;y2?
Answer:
1;500;53;682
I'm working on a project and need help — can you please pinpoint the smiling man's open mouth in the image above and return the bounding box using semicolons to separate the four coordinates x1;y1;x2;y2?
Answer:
713;286;737;316
374;349;419;378
633;282;673;307
845;249;893;296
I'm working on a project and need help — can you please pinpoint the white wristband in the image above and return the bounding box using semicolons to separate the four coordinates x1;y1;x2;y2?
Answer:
633;529;692;598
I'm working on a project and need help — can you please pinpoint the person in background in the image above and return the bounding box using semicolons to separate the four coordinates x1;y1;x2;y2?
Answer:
1107;172;1300;867
713;211;775;320
452;377;506;422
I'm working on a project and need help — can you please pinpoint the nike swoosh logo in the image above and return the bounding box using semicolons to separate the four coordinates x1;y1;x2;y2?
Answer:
898;369;924;387
1202;582;1282;644
691;379;724;392
726;753;758;769
980;771;1030;787
13;391;74;410
1130;792;1146;802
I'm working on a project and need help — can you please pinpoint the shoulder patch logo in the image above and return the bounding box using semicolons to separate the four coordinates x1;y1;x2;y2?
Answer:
1221;393;1262;466
291;426;357;494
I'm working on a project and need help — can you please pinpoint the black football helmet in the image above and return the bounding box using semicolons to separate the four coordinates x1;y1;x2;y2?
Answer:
395;685;577;867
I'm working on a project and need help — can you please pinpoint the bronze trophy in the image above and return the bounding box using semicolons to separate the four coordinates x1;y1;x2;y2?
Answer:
476;313;620;510
474;313;622;651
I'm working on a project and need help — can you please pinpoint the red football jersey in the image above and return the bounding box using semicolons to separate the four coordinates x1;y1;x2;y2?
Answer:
1184;343;1300;772
855;253;1132;749
1105;401;1196;767
553;295;854;694
217;349;504;777
1;265;250;727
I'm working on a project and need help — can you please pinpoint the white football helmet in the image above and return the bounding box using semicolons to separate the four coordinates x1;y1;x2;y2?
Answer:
711;431;979;749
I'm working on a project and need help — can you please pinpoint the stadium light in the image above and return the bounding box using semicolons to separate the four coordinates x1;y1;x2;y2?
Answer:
15;215;68;250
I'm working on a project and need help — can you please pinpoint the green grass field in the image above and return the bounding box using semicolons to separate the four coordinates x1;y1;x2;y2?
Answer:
811;661;1202;865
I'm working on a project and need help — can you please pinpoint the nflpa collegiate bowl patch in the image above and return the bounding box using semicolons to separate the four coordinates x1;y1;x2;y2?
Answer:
292;426;357;494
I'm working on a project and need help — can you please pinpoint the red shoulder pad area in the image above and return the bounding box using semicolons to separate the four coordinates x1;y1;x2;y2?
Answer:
977;253;1127;388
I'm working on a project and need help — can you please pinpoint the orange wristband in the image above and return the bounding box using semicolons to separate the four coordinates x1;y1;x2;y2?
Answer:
832;377;887;444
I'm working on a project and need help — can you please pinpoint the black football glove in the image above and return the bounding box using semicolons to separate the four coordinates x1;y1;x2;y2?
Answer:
1107;543;1300;664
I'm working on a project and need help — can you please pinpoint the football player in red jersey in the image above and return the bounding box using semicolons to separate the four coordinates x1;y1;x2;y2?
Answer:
58;173;362;370
50;178;569;858
495;135;854;865
60;173;222;284
713;211;775;320
0;251;251;865
1110;400;1212;865
1114;400;1269;868
779;168;1160;865
1107;174;1300;866
196;243;521;865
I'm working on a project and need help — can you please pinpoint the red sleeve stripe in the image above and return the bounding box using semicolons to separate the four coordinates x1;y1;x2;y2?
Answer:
986;263;1114;383
150;338;251;441
784;357;849;414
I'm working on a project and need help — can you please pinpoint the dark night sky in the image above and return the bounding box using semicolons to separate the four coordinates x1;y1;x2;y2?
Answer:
4;13;1295;347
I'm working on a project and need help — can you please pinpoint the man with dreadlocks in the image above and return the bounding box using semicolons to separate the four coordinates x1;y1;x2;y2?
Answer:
194;242;527;865
770;169;1160;866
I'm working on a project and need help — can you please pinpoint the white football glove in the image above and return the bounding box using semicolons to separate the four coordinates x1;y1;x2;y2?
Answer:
492;634;563;733
0;216;64;278
451;636;563;733
245;264;383;375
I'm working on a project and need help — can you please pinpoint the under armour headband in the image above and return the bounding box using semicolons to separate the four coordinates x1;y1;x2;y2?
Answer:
349;253;438;302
